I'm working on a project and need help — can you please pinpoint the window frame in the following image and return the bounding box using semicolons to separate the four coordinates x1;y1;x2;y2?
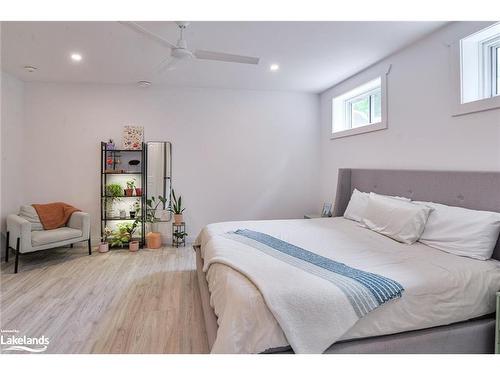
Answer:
451;22;500;116
329;65;390;140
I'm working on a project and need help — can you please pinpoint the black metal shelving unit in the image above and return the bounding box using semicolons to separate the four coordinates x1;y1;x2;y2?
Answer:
100;142;146;248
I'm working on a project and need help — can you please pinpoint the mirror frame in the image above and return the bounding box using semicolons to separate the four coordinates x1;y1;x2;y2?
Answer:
146;141;172;222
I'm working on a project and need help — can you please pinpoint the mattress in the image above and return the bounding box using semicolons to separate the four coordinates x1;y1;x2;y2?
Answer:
197;217;500;354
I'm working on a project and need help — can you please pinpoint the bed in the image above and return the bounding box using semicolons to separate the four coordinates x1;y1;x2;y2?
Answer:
194;169;500;353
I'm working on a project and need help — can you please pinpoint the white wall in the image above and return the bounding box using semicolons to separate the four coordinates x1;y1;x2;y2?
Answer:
319;22;500;204
16;83;319;241
1;72;25;234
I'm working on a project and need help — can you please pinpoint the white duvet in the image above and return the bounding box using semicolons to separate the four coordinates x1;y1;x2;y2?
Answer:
196;217;500;354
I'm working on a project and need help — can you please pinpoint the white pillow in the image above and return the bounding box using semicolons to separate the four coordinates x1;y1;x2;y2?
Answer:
361;193;432;244
343;189;411;222
19;205;44;231
416;201;500;260
343;189;370;222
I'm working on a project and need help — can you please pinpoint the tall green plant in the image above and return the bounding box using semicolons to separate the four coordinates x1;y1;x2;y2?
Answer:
168;189;185;215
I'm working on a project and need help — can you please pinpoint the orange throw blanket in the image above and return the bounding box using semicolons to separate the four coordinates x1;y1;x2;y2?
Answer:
32;202;81;230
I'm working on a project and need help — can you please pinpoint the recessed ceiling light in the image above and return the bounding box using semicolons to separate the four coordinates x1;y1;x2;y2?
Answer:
23;65;37;73
71;53;82;62
137;80;152;88
270;64;280;72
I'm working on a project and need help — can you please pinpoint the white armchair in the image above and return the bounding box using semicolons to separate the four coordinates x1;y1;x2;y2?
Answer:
5;210;91;273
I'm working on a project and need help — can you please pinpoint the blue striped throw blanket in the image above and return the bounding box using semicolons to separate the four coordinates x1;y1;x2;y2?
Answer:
210;229;404;353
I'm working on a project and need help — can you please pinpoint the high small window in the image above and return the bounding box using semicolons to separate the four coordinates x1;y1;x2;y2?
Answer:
459;22;500;104
331;76;387;138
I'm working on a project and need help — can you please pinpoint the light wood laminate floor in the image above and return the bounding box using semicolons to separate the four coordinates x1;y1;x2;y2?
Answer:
0;245;209;353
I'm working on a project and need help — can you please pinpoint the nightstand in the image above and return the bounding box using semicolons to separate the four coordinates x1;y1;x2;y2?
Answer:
304;214;323;219
496;292;499;354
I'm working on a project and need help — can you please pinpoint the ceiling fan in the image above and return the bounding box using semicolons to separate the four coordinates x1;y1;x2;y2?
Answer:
119;21;260;73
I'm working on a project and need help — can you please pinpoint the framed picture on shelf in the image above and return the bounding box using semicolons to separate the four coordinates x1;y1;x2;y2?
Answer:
122;126;144;150
321;202;333;217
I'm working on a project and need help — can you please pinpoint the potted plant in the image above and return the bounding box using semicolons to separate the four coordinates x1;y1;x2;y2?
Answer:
105;183;123;217
111;220;140;251
168;189;185;224
173;229;188;247
99;227;112;253
129;200;140;219
135;186;142;196
124;178;136;197
145;195;167;249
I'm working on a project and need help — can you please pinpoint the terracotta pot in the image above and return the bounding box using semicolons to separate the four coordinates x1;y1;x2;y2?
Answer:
129;240;139;252
174;214;184;224
98;242;109;253
124;188;134;197
146;232;162;249
135;188;142;196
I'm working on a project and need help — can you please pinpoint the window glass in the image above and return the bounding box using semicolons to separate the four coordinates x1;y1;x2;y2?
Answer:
371;88;382;123
351;96;370;128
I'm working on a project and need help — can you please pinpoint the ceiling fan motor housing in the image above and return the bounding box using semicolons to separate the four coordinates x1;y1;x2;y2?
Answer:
172;47;193;59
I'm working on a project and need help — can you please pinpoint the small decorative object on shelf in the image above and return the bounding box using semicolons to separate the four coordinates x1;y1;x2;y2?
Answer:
172;222;187;247
129;159;141;173
119;209;127;219
168;189;185;224
106;139;115;150
122;126;144;150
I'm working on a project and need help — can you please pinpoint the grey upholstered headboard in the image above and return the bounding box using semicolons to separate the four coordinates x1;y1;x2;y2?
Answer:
332;168;500;261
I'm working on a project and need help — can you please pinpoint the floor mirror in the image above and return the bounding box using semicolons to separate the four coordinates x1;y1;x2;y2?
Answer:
146;141;172;224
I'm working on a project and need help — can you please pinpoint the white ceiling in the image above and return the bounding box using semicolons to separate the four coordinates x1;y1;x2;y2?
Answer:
1;21;447;93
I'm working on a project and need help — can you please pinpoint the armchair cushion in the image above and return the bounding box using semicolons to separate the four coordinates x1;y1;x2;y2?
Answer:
18;205;44;231
31;228;83;247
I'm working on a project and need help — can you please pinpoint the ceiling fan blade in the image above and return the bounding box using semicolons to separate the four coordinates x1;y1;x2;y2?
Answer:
119;21;177;49
194;50;259;65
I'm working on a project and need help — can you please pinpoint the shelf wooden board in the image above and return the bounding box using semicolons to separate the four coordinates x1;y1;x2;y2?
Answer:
101;195;143;198
102;217;141;221
103;171;142;175
103;149;143;152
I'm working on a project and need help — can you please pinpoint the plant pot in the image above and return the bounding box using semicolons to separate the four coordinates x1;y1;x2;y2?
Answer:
146;232;162;249
98;242;109;253
129;211;136;219
124;188;134;197
135;188;142;196
129;240;139;252
174;213;184;224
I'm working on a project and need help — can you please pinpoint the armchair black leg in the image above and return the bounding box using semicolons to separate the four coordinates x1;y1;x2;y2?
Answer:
5;231;9;263
14;237;20;274
88;238;92;255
